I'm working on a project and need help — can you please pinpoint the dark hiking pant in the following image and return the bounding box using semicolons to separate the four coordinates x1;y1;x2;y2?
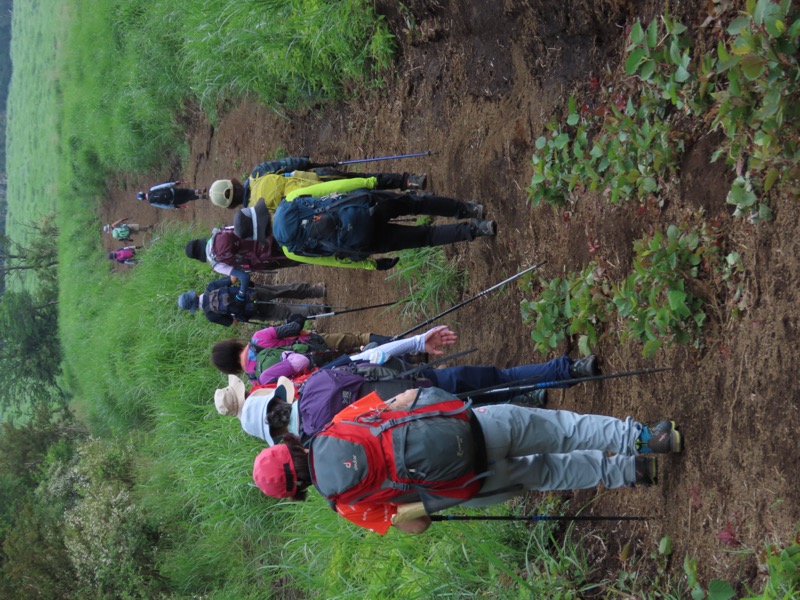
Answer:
423;355;574;404
251;283;326;321
366;191;477;253
171;188;200;206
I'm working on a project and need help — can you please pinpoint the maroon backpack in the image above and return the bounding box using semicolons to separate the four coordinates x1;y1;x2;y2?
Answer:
209;227;288;270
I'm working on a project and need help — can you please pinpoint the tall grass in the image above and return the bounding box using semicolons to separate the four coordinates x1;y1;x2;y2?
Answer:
388;245;467;322
5;0;63;245
55;0;395;175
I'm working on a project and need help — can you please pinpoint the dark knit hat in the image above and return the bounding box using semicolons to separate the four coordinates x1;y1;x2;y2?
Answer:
185;239;208;262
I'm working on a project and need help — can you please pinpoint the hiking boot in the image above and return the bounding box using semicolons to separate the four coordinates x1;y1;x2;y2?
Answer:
637;420;682;454
461;201;485;219
510;389;548;407
470;219;497;237
404;174;427;190
634;455;658;486
568;355;599;378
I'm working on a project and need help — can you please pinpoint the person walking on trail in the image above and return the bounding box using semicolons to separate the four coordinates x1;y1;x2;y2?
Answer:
210;316;389;385
103;218;154;242
107;245;142;265
213;324;601;444
269;176;496;270
137;181;207;209
208;155;426;210
178;276;328;327
184;221;302;305
252;384;683;535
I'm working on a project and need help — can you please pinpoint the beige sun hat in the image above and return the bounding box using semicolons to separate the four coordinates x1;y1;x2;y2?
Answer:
209;179;234;208
214;374;247;417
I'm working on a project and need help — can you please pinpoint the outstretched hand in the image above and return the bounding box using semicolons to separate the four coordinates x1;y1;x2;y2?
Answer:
423;325;458;356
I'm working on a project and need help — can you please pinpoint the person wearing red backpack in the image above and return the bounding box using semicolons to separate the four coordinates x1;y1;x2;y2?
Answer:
252;385;683;535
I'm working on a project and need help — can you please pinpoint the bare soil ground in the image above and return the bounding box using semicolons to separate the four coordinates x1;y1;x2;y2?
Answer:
100;0;800;592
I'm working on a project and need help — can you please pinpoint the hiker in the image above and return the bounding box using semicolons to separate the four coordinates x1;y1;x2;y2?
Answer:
252;384;682;534
107;245;142;265
270;177;496;270
137;181;206;209
103;218;154;242
208;155;426;210
213;324;600;444
184;222;302;302
178;277;327;327
210;315;388;385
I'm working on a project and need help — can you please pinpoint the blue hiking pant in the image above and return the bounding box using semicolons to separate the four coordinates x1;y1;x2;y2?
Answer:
422;355;573;404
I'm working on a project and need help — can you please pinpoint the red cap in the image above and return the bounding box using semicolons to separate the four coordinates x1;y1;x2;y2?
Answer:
253;445;297;498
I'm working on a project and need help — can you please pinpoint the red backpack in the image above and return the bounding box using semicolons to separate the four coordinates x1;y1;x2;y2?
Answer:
309;389;486;513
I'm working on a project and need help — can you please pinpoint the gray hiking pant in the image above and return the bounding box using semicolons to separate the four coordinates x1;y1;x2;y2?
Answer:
251;283;326;320
463;405;643;507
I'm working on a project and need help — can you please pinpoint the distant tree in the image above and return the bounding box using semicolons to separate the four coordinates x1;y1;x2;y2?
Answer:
0;288;62;410
0;214;59;285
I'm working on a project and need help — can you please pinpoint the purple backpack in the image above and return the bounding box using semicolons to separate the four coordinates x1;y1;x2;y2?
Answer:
298;362;422;438
298;369;366;438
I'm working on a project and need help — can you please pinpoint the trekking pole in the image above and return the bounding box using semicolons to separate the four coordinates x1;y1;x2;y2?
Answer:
455;367;672;401
307;300;401;320
431;514;654;523
250;300;348;309
386;348;478;380
390;261;547;341
313;151;435;168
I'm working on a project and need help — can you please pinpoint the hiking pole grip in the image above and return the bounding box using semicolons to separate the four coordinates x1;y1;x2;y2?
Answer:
391;502;429;525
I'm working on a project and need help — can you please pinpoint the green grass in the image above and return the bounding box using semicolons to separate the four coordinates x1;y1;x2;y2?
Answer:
5;0;63;254
53;0;395;176
388;244;467;323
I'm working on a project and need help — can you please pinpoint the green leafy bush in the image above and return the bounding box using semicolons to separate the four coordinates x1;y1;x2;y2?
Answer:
529;92;683;207
521;263;613;355
712;0;800;221
521;220;738;358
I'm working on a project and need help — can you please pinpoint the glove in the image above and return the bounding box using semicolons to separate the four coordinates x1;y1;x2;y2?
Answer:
375;257;400;271
286;313;307;328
